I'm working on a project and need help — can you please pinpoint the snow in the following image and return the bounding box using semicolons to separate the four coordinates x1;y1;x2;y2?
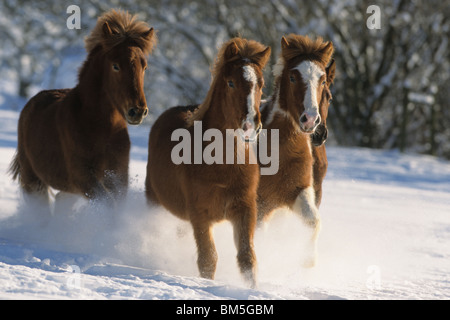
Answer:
408;92;435;105
0;101;449;300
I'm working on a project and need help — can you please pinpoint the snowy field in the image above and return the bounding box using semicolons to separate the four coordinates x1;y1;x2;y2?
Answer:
0;102;449;301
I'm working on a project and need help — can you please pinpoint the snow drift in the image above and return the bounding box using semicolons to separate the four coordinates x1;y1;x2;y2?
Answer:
1;134;450;299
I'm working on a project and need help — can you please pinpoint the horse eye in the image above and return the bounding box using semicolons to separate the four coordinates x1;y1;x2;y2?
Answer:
289;75;296;83
112;63;120;72
228;80;234;88
322;80;326;86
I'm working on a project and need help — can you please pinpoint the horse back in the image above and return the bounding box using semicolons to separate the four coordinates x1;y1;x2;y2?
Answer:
16;89;72;185
18;89;71;128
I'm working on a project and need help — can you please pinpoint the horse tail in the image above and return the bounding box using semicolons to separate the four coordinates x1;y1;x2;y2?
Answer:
8;151;21;181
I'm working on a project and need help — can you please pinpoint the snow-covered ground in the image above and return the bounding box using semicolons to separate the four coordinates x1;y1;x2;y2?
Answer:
0;102;449;300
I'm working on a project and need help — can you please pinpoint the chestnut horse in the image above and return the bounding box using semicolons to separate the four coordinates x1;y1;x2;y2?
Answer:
9;9;156;210
145;38;270;287
258;34;335;267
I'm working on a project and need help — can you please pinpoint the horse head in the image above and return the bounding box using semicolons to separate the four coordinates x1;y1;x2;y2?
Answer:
187;38;271;143
219;39;271;142
275;35;334;135
85;9;157;125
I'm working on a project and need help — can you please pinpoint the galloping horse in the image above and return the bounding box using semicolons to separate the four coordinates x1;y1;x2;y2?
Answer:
145;38;270;287
9;9;157;210
258;34;335;267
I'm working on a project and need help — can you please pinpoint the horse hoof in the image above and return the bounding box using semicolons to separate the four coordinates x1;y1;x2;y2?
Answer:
243;272;257;289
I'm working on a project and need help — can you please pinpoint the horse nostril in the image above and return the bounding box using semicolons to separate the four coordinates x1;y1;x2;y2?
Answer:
243;122;253;132
315;116;321;125
300;114;308;123
128;108;137;118
143;108;148;117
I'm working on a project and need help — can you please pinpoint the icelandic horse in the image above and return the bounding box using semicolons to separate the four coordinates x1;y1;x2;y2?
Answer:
9;9;157;211
145;38;271;287
258;34;335;267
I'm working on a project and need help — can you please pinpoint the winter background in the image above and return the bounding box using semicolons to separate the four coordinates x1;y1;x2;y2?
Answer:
0;0;449;300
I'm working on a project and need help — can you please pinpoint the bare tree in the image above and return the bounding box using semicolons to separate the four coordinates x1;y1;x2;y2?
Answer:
1;0;449;157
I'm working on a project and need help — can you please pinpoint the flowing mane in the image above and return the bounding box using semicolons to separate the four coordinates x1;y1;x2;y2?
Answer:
186;37;270;126
273;34;333;78
85;9;157;55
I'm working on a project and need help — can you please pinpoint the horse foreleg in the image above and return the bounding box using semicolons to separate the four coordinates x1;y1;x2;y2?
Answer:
103;170;128;202
191;219;218;280
312;145;328;208
292;186;321;268
230;205;258;288
84;178;116;207
54;191;83;215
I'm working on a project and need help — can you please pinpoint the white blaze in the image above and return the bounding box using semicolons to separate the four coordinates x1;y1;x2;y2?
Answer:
294;61;325;117
243;65;257;128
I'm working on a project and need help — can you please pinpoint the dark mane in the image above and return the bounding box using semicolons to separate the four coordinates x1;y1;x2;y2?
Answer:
85;9;157;56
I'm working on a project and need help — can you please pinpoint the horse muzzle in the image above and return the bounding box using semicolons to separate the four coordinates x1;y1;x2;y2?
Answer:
241;121;262;143
311;124;328;146
126;106;148;125
299;111;321;133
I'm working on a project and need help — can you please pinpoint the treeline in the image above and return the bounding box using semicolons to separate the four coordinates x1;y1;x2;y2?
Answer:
1;0;448;157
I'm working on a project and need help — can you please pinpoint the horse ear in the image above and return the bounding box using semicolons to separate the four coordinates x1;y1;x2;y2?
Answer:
326;59;336;86
321;41;334;64
224;41;239;61
281;36;290;49
102;22;113;37
142;27;154;40
252;46;271;68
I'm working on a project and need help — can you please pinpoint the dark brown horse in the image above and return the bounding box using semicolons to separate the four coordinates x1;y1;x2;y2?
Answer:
258;34;334;267
145;38;270;287
9;9;156;210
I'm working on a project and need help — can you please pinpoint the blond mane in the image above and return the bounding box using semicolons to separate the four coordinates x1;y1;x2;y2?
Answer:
85;9;157;56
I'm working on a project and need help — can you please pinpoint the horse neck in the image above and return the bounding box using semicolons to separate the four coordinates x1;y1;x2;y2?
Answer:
260;96;273;125
200;84;238;132
265;81;307;144
76;49;125;129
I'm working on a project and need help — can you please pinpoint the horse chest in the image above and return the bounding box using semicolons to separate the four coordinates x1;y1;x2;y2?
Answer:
259;137;313;206
104;129;130;152
63;123;130;178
